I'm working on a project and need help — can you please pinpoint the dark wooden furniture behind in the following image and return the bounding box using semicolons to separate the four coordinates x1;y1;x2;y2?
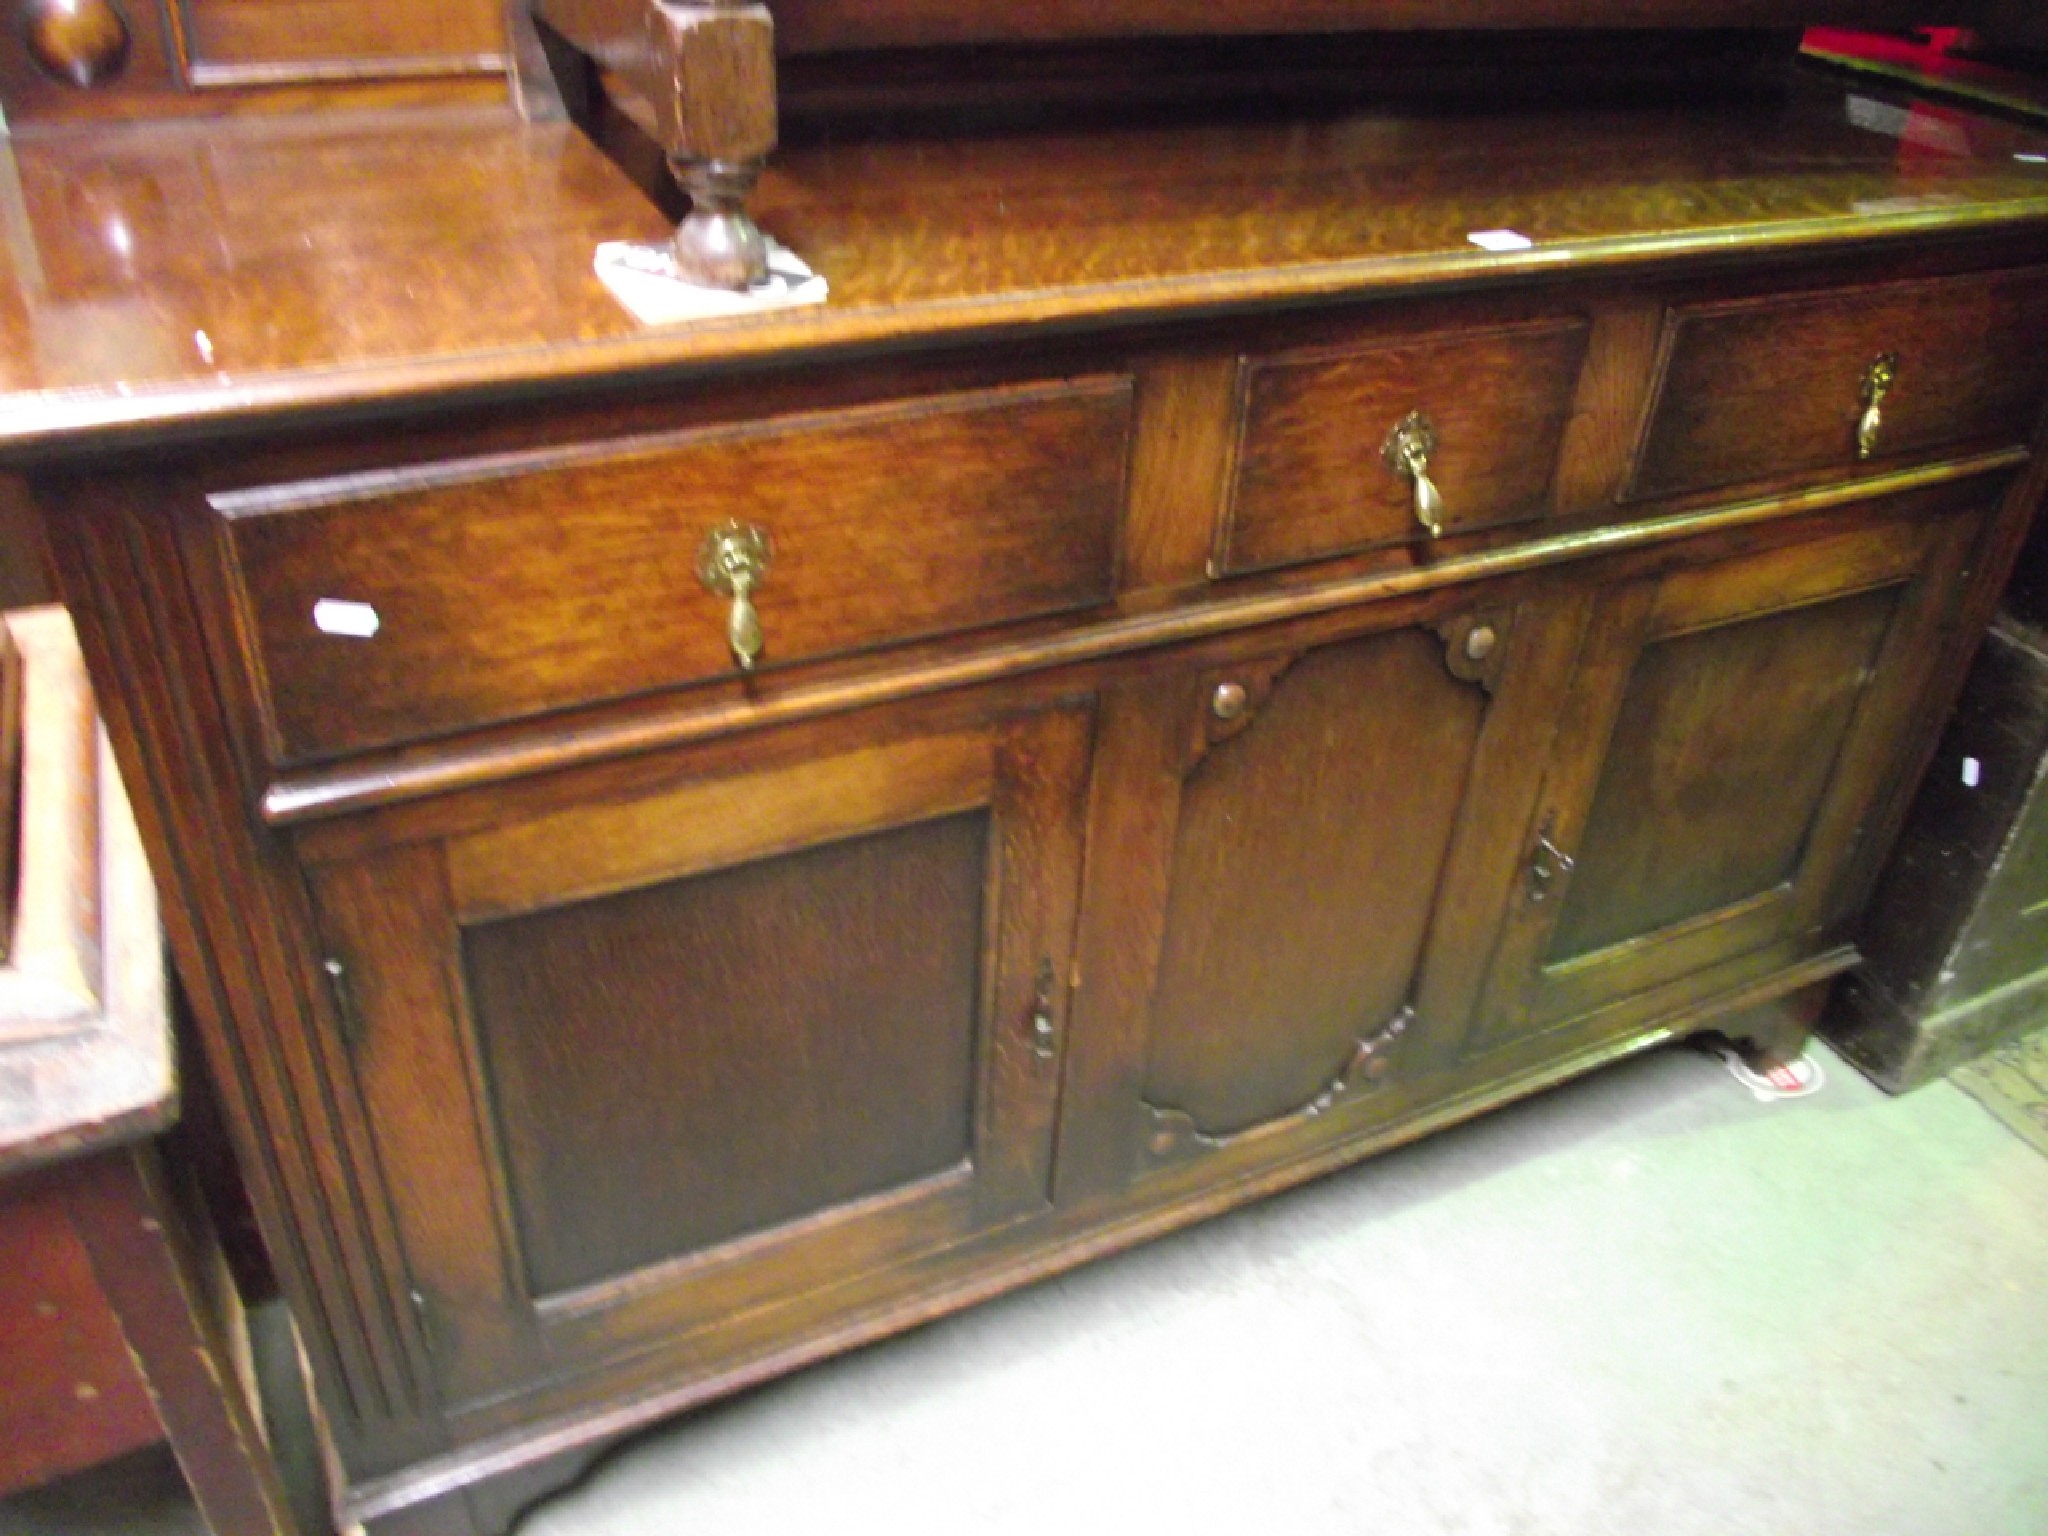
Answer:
6;11;2048;1535
1828;590;2048;1089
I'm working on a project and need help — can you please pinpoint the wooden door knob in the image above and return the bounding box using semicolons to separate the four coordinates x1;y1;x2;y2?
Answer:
22;0;130;86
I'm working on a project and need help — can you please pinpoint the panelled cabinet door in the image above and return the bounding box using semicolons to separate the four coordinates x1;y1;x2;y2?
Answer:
300;701;1092;1409
1058;602;1586;1198
1465;491;1988;1058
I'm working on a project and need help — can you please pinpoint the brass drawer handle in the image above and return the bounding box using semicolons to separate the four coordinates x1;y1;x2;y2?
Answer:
1856;353;1899;461
697;519;772;671
1383;411;1445;537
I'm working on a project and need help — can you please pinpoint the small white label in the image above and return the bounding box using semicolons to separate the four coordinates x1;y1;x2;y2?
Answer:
1962;756;1982;788
594;239;828;327
1847;94;1913;139
313;599;380;639
1467;229;1535;253
1845;95;1972;155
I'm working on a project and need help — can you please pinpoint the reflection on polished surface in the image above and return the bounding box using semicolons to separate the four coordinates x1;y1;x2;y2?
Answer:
2;75;2047;453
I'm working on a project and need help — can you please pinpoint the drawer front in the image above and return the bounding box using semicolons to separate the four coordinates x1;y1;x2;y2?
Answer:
1216;317;1589;576
216;377;1134;762
1627;266;2048;503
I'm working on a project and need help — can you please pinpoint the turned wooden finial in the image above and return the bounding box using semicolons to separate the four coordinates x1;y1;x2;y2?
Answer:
647;0;777;289
21;0;131;87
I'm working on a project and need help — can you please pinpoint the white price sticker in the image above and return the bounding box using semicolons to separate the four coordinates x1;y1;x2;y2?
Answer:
1467;229;1535;253
313;599;381;639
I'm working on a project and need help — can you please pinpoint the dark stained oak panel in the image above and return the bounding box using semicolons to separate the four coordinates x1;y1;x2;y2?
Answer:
216;378;1132;761
1547;586;1900;961
1142;632;1485;1137
1628;266;2048;502
463;811;988;1299
1462;485;1989;1061
1221;318;1589;574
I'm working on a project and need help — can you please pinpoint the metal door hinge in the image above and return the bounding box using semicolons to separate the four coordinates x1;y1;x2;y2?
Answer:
409;1287;439;1359
1028;958;1059;1060
1527;816;1575;905
322;956;365;1051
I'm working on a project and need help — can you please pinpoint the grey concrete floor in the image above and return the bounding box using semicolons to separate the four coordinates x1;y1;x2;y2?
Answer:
9;1036;2047;1535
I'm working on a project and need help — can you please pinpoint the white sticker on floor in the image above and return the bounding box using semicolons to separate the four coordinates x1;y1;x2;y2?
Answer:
1963;756;1982;788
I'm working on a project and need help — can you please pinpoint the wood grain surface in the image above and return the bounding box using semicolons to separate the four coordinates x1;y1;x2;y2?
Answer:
13;53;2048;1536
3;74;2048;456
467;811;987;1298
1630;264;2048;500
1549;585;1900;959
1223;317;1589;573
216;376;1131;760
1142;632;1483;1137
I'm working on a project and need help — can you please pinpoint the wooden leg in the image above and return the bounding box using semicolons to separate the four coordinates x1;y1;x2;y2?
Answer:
67;1144;298;1536
362;1492;487;1536
359;1445;608;1536
647;0;777;289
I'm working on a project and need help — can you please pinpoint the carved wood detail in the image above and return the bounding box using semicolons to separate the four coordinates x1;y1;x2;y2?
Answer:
1183;651;1300;769
1434;609;1514;694
36;476;442;1470
1138;1008;1414;1170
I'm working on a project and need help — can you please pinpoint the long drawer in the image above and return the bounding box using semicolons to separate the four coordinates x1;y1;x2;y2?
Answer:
212;376;1136;762
1627;265;2048;503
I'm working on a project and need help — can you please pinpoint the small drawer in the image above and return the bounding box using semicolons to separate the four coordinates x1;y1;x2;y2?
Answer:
1214;316;1590;577
1627;266;2048;503
215;377;1133;763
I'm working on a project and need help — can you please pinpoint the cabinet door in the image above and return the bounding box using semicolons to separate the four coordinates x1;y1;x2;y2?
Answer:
302;701;1091;1408
1467;495;1984;1056
1059;602;1583;1196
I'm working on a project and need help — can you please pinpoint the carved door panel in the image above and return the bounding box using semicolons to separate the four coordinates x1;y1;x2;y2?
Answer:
1058;601;1584;1198
299;700;1092;1409
1466;493;1987;1057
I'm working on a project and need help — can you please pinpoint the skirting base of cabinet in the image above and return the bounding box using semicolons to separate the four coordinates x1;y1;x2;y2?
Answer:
346;947;1852;1536
1825;964;2048;1093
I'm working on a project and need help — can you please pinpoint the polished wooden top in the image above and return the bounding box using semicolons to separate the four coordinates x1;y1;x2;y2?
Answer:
3;74;2048;459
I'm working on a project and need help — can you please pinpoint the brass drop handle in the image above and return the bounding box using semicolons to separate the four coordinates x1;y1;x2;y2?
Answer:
1383;411;1445;538
697;519;772;671
1856;353;1899;462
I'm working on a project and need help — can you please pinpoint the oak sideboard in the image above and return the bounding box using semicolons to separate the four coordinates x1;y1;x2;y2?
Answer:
4;13;2047;1533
